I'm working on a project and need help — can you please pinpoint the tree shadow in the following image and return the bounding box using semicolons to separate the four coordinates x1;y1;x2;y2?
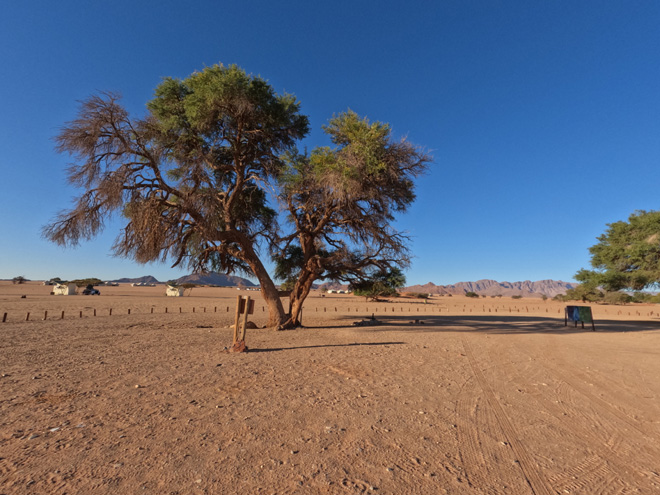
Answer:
303;314;660;335
248;341;406;353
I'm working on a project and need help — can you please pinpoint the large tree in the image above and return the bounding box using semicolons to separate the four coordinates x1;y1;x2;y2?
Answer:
274;111;429;326
576;210;660;291
45;64;429;329
43;64;309;326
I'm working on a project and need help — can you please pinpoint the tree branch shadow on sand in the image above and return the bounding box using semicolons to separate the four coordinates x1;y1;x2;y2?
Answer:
305;315;660;335
248;341;406;353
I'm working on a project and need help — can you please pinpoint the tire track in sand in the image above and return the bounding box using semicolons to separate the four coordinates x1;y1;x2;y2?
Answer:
479;338;657;493
462;338;554;495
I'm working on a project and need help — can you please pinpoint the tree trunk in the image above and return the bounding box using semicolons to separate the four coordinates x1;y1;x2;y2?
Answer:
239;240;286;328
284;268;317;328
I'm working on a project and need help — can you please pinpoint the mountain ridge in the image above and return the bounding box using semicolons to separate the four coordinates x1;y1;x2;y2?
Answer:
404;279;577;298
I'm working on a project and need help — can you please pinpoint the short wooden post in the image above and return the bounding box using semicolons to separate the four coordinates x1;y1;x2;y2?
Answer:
94;309;97;316
44;310;48;320
165;307;168;313
179;307;182;313
239;299;250;341
2;313;7;323
193;307;195;313
109;308;112;316
79;311;83;318
25;312;30;322
232;295;242;344
61;310;65;319
151;307;154;314
128;309;131;315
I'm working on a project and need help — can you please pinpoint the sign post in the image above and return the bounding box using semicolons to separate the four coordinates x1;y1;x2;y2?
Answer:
230;295;254;352
564;305;596;331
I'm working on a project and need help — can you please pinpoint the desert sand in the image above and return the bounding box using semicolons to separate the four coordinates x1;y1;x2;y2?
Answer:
1;281;659;494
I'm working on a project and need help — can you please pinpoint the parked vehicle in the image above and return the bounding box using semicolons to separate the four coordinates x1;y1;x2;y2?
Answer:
82;284;100;295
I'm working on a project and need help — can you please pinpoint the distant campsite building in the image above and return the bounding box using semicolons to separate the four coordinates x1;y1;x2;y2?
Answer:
53;283;77;295
166;286;185;297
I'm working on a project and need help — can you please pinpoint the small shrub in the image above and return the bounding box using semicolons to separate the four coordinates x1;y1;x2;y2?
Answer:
465;291;479;298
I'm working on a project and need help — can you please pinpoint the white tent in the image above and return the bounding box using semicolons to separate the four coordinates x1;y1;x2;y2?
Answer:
53;283;77;296
166;286;185;297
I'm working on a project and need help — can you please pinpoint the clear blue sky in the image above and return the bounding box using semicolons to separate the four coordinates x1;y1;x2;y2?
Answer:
1;1;659;285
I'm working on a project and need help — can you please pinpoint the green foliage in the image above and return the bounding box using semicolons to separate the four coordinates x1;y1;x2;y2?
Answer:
541;294;548;301
71;278;103;287
511;295;523;300
602;291;633;305
563;284;603;303
350;268;406;301
405;292;430;299
576;210;660;291
465;291;479;298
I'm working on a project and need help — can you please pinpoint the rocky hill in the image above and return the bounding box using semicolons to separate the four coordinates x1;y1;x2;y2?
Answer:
404;279;577;298
112;275;161;284
174;272;256;287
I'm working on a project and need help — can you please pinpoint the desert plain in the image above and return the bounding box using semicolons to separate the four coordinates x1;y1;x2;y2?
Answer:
1;281;660;494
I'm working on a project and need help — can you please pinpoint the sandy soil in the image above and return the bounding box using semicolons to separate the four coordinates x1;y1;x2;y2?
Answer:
1;282;660;494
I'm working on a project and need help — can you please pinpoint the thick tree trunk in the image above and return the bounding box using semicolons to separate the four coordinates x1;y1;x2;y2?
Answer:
240;241;287;328
284;268;317;328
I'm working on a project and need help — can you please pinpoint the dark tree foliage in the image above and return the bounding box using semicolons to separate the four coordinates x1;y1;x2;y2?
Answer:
274;111;429;325
43;64;309;326
576;210;660;292
350;267;406;301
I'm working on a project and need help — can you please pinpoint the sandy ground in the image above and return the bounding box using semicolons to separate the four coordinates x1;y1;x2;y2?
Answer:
1;282;660;494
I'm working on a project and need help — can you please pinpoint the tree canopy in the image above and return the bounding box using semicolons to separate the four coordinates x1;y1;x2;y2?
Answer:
274;111;429;324
576;210;660;291
349;268;406;301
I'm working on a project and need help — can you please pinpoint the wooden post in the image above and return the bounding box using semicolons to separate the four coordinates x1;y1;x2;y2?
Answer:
25;312;30;322
94;309;97;316
233;295;242;345
165;307;168;313
109;308;112;316
2;313;7;323
44;310;48;320
151;308;154;314
61;310;65;319
239;297;250;341
79;311;83;318
128;309;131;315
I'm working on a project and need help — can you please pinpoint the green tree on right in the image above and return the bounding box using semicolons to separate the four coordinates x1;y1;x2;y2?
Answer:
576;210;660;292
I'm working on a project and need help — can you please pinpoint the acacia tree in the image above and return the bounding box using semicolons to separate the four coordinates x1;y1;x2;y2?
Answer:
576;210;660;292
350;268;406;301
274;111;429;326
43;64;309;326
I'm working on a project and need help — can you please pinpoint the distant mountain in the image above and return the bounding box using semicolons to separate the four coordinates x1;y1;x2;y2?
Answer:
404;279;577;298
112;275;161;284
175;272;256;287
317;281;349;291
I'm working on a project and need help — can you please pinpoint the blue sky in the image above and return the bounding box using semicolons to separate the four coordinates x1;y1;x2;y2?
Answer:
1;1;659;285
